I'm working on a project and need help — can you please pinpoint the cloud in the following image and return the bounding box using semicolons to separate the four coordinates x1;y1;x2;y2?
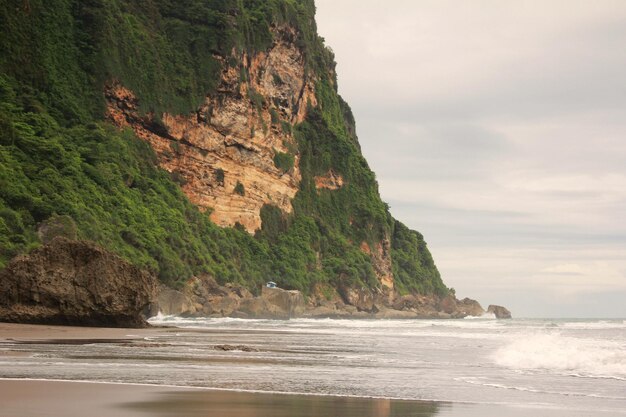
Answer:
315;1;626;317
318;0;626;119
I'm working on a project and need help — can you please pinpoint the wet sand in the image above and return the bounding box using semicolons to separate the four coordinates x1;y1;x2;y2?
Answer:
0;379;192;417
0;379;583;417
0;323;584;417
0;322;166;342
0;379;448;417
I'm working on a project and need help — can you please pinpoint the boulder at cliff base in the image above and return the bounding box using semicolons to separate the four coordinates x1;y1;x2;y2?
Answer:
0;237;158;327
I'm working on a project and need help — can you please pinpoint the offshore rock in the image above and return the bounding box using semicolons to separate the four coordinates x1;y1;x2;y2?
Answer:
456;297;485;317
487;304;512;319
0;238;158;327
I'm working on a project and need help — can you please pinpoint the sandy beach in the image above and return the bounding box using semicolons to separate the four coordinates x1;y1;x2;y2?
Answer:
0;379;193;417
0;321;621;417
0;378;542;417
0;378;450;417
0;378;594;417
0;322;166;342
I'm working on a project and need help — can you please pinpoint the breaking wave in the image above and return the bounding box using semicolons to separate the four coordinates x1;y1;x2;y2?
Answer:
493;333;626;379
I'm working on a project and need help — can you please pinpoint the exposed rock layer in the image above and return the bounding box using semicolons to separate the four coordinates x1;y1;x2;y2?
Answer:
0;238;158;327
103;26;401;291
314;170;344;190
359;239;394;290
106;26;314;233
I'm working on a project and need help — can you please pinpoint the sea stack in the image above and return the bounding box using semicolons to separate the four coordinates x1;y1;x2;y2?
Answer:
487;304;512;319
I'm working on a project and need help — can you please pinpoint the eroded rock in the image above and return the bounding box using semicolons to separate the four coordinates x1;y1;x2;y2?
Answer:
457;297;485;317
487;304;512;319
154;277;305;320
106;26;314;234
0;238;158;327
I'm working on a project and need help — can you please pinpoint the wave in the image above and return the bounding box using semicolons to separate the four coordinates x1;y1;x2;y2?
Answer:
493;333;626;378
0;377;489;405
463;312;497;319
455;377;626;400
559;320;626;330
148;313;507;330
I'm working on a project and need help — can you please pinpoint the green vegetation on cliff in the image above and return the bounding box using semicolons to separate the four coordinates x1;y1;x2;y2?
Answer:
0;0;447;296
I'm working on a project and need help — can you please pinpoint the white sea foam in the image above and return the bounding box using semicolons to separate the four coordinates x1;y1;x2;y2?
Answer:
560;320;626;330
464;312;497;320
493;332;626;378
148;314;507;331
455;377;626;400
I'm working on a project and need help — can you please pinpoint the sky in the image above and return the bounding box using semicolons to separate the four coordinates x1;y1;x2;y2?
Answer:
315;0;626;318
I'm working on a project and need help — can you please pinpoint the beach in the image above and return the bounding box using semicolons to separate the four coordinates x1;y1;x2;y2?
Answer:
0;378;448;417
0;322;164;341
0;378;591;417
0;319;624;417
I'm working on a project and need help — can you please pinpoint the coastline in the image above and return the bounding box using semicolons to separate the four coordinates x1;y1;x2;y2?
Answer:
0;322;168;342
1;321;623;417
0;379;565;417
0;378;448;417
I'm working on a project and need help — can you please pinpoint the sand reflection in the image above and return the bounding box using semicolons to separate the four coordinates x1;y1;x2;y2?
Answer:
126;390;442;417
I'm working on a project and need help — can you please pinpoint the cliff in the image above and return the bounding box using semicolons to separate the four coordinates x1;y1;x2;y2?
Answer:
0;0;486;321
104;25;313;233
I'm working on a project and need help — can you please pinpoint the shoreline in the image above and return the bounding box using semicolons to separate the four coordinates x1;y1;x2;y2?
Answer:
0;378;582;417
0;321;169;341
0;378;518;417
0;322;621;417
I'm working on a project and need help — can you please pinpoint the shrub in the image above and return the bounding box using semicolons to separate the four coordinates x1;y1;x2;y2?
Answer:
215;168;225;186
270;108;280;124
248;88;265;113
234;181;245;196
273;150;295;173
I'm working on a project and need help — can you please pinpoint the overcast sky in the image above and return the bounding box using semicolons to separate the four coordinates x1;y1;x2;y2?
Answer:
315;0;626;318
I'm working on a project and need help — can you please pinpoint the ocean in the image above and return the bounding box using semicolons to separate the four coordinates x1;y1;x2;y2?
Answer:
1;316;624;416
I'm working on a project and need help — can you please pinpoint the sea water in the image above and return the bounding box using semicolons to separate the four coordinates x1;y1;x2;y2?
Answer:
0;317;624;415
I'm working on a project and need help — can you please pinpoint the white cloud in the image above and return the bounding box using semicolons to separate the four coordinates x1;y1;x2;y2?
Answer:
315;0;626;317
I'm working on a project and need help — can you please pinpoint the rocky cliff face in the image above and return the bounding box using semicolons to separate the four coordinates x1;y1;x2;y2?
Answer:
360;239;394;290
154;277;486;320
0;0;508;323
104;23;401;292
156;276;305;319
0;238;158;327
107;26;315;233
